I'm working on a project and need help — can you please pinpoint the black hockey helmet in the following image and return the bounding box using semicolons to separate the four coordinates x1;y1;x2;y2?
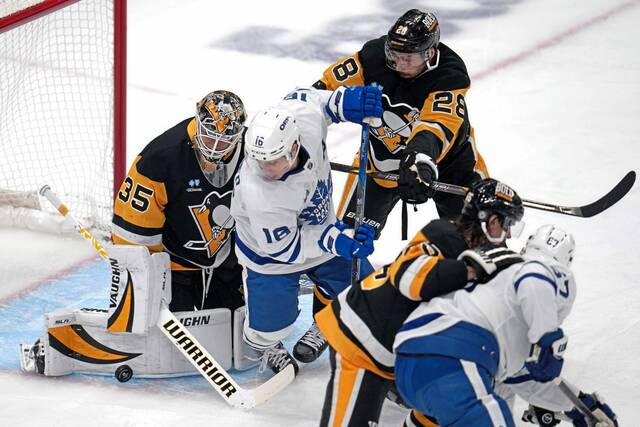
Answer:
386;9;440;54
462;178;524;228
194;90;246;163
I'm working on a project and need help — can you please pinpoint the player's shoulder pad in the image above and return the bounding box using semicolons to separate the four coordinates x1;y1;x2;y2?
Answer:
416;42;470;92
136;117;193;180
512;259;558;293
357;37;388;77
420;218;466;258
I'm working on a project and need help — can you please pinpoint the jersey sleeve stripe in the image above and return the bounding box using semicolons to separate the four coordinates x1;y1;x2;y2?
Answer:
336;290;395;368
397;255;439;301
266;227;301;259
235;232;291;265
513;273;557;294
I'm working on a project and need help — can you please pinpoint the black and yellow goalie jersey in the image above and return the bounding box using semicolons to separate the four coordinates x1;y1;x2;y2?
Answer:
112;118;243;271
315;219;468;378
314;37;487;187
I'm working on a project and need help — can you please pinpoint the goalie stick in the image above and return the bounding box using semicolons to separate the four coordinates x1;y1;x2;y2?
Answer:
330;162;636;218
38;185;295;409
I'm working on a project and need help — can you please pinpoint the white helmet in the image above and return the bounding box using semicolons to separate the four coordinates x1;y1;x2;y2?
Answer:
244;107;301;163
523;225;576;267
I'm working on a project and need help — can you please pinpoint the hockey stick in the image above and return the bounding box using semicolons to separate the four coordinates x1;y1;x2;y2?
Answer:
351;121;370;286
38;185;295;409
330;162;636;218
555;379;615;427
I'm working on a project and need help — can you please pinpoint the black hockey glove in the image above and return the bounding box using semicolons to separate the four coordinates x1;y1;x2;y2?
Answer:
458;247;523;283
397;151;437;204
522;405;563;426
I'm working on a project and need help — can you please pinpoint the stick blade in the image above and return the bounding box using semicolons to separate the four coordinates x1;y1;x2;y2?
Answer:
249;364;296;407
577;171;635;217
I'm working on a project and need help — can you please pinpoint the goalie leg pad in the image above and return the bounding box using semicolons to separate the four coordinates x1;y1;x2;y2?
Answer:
30;306;232;377
106;245;171;334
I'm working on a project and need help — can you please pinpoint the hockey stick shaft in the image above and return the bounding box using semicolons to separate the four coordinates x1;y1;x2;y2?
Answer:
330;163;636;218
351;122;369;286
38;185;293;409
555;379;613;426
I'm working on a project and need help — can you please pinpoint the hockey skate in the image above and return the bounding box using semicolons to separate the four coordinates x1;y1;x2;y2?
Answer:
19;338;45;374
293;322;328;363
258;342;299;376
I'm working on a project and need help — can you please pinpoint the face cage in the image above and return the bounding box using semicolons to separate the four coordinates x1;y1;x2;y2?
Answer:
384;41;437;72
195;120;243;163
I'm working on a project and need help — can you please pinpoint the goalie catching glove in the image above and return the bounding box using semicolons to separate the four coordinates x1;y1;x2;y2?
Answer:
325;85;382;124
319;221;375;260
397;150;438;204
458;247;523;283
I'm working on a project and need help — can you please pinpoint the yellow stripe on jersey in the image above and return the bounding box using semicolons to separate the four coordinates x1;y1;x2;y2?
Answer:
319;53;366;90
315;305;394;380
388;229;445;301
113;156;168;231
414;87;471;160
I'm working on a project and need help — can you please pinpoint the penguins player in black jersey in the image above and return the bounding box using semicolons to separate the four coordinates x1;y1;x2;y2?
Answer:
314;9;489;237
112;90;247;312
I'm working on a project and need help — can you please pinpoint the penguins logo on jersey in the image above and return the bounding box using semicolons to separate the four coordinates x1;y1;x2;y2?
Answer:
371;94;420;154
185;190;234;257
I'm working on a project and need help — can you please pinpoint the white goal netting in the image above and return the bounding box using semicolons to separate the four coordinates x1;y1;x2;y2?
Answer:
0;0;120;233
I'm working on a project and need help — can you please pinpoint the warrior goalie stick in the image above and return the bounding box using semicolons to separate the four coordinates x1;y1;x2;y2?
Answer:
330;163;636;218
38;185;295;409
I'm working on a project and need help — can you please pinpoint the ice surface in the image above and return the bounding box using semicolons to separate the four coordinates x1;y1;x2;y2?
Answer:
1;0;639;425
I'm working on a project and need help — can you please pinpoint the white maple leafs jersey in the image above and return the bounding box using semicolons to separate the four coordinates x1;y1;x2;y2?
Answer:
231;88;338;274
395;254;577;409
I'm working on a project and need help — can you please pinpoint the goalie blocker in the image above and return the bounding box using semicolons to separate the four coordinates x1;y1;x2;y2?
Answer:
20;245;258;379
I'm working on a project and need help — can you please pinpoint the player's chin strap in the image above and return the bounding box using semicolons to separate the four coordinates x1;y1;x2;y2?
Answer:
38;185;295;409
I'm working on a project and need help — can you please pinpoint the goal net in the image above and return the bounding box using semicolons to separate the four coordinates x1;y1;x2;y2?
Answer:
0;0;125;234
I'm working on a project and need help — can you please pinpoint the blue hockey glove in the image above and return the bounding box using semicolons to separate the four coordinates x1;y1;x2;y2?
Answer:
318;221;374;260
325;85;382;124
565;392;618;427
353;223;376;254
525;329;567;383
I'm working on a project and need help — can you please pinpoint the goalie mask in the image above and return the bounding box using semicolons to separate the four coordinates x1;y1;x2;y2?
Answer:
524;225;576;267
194;90;246;163
462;178;525;244
385;9;440;76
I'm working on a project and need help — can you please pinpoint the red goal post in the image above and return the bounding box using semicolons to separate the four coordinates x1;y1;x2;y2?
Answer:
0;0;126;233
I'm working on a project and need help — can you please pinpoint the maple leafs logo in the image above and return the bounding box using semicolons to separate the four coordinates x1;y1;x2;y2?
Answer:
299;177;332;225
